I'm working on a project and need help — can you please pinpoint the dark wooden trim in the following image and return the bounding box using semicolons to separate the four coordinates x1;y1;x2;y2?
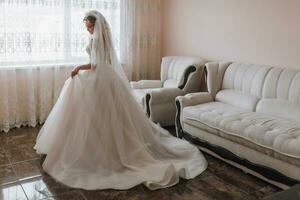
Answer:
145;93;151;117
178;66;197;89
175;99;183;138
182;131;300;187
204;66;208;89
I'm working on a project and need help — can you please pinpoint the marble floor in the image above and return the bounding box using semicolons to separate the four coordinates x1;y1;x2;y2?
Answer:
0;126;280;200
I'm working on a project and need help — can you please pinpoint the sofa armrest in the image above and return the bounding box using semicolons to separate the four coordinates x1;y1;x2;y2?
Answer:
144;88;184;118
130;80;163;89
205;62;232;98
146;88;184;104
176;92;213;108
175;92;213;138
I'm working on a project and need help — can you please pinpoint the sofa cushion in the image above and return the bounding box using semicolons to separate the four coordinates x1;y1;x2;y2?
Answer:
222;63;272;97
182;102;300;166
163;79;179;88
214;62;272;111
262;68;300;103
258;68;300;122
216;89;259;111
257;99;300;123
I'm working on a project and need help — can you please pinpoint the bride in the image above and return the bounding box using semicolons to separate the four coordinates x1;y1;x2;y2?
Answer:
34;10;207;190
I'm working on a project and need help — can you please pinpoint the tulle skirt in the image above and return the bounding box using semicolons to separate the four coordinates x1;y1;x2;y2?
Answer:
34;65;207;190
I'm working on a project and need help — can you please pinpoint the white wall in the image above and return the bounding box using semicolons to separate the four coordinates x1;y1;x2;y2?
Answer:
163;0;300;68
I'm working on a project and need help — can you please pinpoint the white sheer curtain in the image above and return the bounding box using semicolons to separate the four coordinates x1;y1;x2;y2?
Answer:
0;0;163;132
0;0;120;66
0;66;72;132
120;0;162;81
0;0;120;132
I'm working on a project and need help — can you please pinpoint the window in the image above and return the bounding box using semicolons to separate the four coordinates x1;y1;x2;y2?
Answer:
0;0;120;67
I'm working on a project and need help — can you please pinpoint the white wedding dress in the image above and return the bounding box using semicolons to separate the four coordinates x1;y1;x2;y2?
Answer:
34;10;207;190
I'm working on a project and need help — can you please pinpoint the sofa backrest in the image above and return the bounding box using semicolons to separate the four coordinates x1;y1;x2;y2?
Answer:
256;68;300;122
160;56;206;90
212;62;300;122
215;63;272;111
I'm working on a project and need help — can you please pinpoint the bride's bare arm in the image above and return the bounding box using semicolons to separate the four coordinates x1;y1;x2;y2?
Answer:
78;64;92;70
71;64;92;78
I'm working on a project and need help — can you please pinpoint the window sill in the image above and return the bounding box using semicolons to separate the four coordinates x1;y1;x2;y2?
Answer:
0;62;87;70
0;61;126;70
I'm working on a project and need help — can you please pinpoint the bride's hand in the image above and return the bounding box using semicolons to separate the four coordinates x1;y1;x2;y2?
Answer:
71;66;80;78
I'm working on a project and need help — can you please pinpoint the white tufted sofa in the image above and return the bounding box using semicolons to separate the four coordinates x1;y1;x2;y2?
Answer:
131;56;206;126
176;62;300;189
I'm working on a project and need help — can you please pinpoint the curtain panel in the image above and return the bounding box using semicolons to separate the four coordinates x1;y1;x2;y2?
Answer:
120;0;162;81
0;0;121;132
0;65;72;132
0;0;163;132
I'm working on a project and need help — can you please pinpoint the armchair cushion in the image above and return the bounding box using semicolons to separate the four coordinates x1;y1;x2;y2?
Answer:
162;79;178;88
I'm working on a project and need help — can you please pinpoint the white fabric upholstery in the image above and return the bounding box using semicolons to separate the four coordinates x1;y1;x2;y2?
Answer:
183;123;300;189
176;92;213;108
216;89;259;111
256;99;300;122
130;80;162;89
148;88;184;126
216;63;272;110
183;102;300;163
163;79;178;88
262;68;300;102
222;63;272;97
161;56;204;85
132;88;159;107
257;99;300;123
205;62;231;98
132;89;146;107
147;88;184;104
131;56;206;126
177;62;300;187
258;68;300;122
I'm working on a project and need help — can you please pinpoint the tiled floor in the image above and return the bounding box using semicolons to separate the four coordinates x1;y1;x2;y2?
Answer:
0;126;280;200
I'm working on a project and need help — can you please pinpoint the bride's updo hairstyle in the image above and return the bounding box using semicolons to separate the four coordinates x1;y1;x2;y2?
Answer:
83;15;96;26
